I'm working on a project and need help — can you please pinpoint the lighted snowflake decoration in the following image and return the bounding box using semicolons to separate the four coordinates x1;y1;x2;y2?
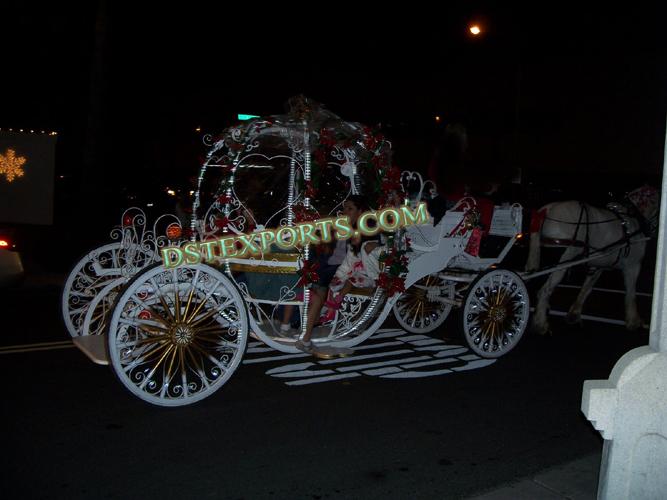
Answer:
0;148;27;182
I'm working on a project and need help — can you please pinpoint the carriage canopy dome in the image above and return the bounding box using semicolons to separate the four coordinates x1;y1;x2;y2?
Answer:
193;96;401;238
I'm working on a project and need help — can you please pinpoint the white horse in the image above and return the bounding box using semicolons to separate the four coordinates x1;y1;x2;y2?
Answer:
526;186;659;335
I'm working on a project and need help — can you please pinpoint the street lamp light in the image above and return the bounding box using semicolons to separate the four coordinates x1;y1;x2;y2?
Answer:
469;25;482;36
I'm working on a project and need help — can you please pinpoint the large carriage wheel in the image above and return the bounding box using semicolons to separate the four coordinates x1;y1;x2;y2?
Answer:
393;273;454;334
62;242;154;337
107;263;248;407
461;269;529;358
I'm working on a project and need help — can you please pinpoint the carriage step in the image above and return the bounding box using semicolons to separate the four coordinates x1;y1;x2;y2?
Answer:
72;335;109;366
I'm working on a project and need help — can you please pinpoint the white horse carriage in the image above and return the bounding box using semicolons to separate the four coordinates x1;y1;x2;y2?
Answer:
62;98;539;406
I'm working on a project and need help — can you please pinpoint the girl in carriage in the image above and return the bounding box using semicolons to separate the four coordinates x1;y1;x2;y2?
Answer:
295;195;384;352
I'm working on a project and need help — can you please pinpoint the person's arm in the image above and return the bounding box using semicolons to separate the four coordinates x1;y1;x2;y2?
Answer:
361;242;384;281
330;249;353;291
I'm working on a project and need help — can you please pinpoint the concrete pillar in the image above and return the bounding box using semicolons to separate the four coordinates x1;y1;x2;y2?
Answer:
581;125;667;499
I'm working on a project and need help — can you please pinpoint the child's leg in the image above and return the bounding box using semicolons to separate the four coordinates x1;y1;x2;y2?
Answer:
282;305;293;324
280;304;294;333
303;288;326;342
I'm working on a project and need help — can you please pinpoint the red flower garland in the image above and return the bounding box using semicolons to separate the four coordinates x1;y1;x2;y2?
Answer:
297;260;320;287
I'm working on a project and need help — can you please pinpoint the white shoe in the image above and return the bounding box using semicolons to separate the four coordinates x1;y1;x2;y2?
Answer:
295;340;313;353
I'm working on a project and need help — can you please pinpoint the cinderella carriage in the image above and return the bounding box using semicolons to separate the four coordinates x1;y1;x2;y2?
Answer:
63;97;528;406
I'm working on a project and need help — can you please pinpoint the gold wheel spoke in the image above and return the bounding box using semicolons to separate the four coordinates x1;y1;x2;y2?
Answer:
140;345;175;390
189;307;222;328
122;340;170;373
189;341;228;373
184;346;211;389
131;297;172;327
118;335;169;349
148;277;176;323
185;280;223;323
182;269;200;322
162;346;180;396
196;322;226;332
173;271;181;322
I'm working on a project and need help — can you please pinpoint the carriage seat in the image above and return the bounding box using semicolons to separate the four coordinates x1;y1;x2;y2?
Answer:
406;199;522;255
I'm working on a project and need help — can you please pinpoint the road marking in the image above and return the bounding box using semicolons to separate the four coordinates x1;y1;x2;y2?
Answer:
266;362;315;375
318;349;414;365
0;340;75;355
363;366;403;376
414;344;465;352
243;352;311;364
274;369;337;378
0;339;72;351
244;329;498;386
452;359;496;371
335;355;432;373
399;358;459;369
372;329;411;339
410;338;447;346
434;348;469;357
383;368;454;378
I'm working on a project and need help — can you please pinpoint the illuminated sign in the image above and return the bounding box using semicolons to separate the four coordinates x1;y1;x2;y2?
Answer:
0;131;56;224
237;114;260;121
0;148;26;183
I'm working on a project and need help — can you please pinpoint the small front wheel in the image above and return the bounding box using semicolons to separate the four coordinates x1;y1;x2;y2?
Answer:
393;273;454;334
461;269;529;358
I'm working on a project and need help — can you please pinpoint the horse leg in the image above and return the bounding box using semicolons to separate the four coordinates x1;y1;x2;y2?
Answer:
566;268;603;325
525;231;541;272
622;261;643;331
532;247;581;335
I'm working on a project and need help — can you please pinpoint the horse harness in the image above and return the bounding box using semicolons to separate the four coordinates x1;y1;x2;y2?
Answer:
542;201;642;268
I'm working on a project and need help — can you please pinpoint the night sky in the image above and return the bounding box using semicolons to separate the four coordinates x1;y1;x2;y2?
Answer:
2;2;666;208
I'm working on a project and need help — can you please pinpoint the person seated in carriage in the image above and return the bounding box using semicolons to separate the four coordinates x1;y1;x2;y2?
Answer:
277;237;346;334
295;195;383;352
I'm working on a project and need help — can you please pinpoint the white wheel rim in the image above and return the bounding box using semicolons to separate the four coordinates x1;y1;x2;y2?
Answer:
107;264;248;407
62;243;154;337
393;274;454;334
462;269;529;358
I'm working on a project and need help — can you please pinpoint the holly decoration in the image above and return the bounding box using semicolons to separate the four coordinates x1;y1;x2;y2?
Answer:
377;233;411;297
293;203;318;223
297;260;320;287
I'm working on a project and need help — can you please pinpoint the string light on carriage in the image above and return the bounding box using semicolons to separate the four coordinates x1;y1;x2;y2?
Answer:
434;115;442;123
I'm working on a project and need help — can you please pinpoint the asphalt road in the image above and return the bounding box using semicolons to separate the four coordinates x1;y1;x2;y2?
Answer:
1;281;650;499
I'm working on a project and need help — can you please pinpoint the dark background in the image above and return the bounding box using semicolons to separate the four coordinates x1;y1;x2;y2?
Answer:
1;1;666;265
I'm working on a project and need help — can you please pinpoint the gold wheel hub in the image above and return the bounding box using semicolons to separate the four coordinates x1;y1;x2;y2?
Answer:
488;305;507;323
170;323;195;346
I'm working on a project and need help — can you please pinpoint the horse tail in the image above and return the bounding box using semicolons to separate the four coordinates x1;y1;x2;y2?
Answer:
525;208;547;272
